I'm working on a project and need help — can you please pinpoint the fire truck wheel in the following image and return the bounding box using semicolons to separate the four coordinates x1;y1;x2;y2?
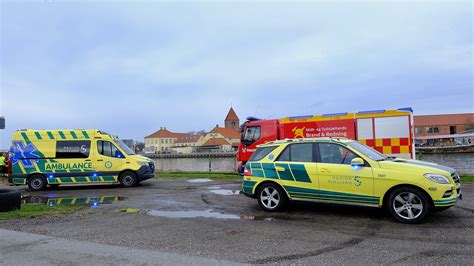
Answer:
0;189;21;212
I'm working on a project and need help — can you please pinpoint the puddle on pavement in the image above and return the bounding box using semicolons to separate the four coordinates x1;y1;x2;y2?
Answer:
143;208;290;221
22;195;127;208
209;189;240;196
187;178;212;183
146;209;241;219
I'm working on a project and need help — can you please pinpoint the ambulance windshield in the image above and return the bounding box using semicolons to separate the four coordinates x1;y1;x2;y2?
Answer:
348;141;385;161
116;140;135;155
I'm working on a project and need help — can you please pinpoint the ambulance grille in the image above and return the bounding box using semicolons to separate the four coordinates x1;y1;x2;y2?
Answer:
149;162;155;172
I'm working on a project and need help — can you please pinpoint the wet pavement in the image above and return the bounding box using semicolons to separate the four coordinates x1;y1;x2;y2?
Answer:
1;178;473;264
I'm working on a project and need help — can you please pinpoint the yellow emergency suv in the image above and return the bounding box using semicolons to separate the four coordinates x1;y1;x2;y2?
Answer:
242;138;462;223
8;129;155;191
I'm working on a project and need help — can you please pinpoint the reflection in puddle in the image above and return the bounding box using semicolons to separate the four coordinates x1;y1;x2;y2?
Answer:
146;209;240;220
23;195;126;208
187;178;212;183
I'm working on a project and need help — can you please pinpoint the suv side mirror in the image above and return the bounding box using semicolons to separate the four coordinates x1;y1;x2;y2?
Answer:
351;157;364;168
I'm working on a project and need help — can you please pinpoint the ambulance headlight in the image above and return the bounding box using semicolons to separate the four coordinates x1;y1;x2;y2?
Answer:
137;161;149;166
424;174;450;184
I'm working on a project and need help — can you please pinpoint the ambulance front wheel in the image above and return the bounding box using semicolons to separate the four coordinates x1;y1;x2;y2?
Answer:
119;171;138;187
28;175;47;191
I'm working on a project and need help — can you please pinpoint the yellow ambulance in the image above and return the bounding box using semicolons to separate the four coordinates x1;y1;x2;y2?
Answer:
242;138;462;223
8;129;155;191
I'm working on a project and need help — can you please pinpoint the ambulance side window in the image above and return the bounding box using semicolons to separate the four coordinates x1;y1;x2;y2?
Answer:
56;141;91;159
97;141;124;158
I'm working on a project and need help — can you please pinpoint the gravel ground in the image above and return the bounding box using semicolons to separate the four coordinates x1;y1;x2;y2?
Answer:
0;179;472;264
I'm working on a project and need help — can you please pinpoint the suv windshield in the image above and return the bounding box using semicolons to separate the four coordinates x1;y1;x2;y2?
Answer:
347;141;385;161
116;139;135;155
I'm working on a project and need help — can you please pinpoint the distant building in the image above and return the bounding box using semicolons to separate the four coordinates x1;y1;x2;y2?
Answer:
144;107;241;154
144;127;198;153
414;113;474;137
196;125;241;152
224;107;240;132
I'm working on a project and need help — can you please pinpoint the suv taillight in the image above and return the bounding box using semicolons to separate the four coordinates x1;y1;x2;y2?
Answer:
243;167;252;176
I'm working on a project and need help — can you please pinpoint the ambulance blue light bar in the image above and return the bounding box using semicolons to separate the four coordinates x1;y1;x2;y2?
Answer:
322;112;348;117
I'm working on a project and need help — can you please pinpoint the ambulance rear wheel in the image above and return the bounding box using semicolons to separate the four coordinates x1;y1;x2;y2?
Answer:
119;171;137;187
28;175;47;191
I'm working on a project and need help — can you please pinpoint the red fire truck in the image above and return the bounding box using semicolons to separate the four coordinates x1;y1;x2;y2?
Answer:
237;108;414;173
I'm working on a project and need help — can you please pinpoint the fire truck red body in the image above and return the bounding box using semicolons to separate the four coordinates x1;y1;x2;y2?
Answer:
237;108;414;172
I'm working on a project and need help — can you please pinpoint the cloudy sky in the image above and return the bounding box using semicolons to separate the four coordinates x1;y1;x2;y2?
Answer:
0;1;472;149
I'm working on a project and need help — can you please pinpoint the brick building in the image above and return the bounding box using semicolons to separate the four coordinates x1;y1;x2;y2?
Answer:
413;113;474;137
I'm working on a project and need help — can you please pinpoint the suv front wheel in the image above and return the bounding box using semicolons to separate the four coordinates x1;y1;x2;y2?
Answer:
387;186;430;224
257;183;288;212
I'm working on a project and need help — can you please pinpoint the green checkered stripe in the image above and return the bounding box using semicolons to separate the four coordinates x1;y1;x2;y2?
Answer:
242;180;257;194
247;162;312;183
284;185;380;205
433;198;457;207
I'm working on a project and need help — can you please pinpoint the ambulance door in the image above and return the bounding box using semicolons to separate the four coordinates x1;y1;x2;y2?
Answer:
315;143;375;205
94;140;124;182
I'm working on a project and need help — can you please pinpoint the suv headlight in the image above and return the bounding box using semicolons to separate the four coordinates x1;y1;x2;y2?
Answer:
424;173;450;184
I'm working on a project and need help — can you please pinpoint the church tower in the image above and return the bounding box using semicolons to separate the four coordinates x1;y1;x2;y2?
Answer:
224;107;240;132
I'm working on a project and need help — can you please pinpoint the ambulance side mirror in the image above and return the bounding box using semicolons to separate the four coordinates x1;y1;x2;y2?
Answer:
351;158;364;168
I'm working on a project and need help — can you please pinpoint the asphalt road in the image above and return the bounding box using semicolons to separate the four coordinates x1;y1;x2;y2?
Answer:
0;178;473;265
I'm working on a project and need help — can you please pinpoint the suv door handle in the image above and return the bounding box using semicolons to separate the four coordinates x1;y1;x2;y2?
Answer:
320;168;332;173
275;166;285;172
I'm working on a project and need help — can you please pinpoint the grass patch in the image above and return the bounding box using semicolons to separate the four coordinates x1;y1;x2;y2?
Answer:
461;176;474;183
0;204;82;220
157;172;241;180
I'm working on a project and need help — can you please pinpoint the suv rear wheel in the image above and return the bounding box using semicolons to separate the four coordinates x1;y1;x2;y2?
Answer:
257;183;288;212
